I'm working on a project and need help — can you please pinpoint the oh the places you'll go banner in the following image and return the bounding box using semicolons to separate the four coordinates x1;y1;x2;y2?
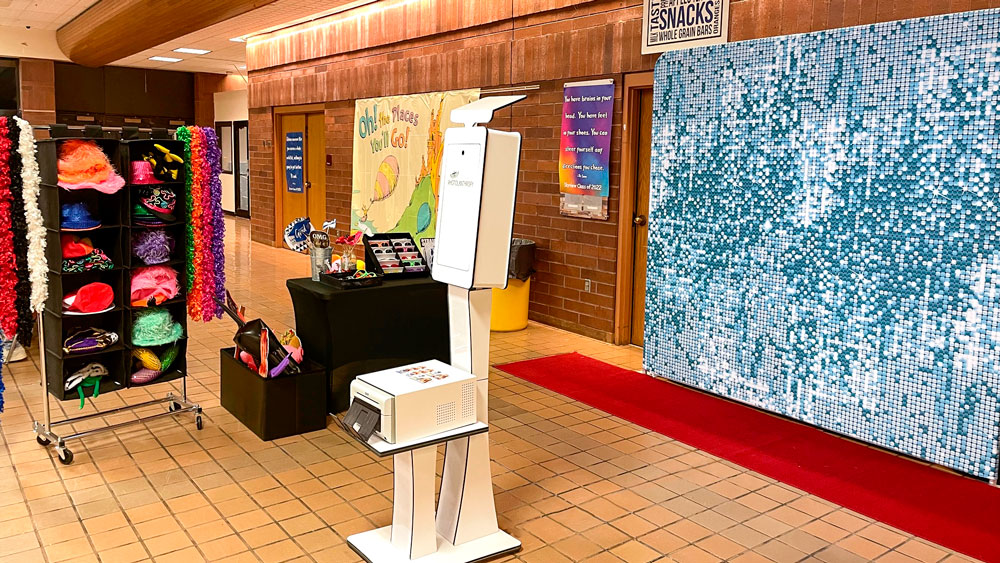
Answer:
351;89;479;242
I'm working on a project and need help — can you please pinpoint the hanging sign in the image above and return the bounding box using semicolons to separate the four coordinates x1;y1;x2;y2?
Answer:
641;0;730;55
285;132;304;193
559;79;614;220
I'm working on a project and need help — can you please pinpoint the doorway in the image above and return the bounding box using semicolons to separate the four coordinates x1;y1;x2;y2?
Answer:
614;72;655;346
276;110;326;243
215;120;251;218
630;90;653;346
234;121;250;217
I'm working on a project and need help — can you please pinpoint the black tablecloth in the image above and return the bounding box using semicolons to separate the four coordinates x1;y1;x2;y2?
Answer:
286;277;450;413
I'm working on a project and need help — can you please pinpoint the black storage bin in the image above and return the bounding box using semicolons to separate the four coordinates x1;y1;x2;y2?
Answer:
509;238;535;281
219;348;327;441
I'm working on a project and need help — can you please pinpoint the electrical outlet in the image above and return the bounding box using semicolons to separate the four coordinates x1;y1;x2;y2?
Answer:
584;279;592;292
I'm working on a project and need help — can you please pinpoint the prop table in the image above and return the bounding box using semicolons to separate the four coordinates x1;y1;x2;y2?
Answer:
286;277;450;413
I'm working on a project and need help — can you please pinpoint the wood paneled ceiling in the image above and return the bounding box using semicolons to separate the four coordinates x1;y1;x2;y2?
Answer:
57;0;281;67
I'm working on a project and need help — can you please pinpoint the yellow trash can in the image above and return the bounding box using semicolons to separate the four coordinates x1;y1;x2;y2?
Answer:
491;278;531;332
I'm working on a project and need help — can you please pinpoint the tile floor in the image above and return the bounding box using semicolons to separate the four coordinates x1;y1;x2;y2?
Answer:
0;217;979;563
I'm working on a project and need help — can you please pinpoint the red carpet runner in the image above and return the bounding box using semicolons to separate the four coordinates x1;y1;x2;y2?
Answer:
496;353;1000;562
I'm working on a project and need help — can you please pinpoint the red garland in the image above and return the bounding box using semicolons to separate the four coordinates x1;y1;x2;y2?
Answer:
187;128;206;320
197;127;215;322
0;117;19;338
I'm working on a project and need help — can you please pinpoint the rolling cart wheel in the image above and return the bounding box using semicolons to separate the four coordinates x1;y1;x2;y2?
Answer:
57;448;74;465
36;435;51;446
169;402;180;412
196;416;203;430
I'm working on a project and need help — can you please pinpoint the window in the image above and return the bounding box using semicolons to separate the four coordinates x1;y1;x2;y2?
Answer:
0;59;18;112
218;123;233;173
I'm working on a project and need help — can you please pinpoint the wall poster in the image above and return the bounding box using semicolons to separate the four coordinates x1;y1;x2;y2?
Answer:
641;0;730;54
559;79;614;220
351;89;480;241
284;132;304;193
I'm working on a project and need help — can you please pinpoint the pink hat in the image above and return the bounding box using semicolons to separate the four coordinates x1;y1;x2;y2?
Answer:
130;161;163;185
56;140;125;194
130;265;180;307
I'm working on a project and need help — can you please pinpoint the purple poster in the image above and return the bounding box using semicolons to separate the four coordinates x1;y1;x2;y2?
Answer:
559;80;614;220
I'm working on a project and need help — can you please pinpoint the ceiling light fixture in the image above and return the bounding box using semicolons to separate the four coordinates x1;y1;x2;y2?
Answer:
149;56;182;63
229;37;246;42
173;48;211;55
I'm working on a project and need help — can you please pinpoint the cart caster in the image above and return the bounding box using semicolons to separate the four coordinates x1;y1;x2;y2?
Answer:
57;448;74;465
196;416;203;430
36;435;51;446
169;402;180;412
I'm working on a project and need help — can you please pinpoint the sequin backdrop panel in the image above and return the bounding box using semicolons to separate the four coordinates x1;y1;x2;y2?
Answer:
644;10;1000;480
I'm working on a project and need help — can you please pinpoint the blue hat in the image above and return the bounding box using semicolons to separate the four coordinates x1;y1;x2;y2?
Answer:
61;202;101;231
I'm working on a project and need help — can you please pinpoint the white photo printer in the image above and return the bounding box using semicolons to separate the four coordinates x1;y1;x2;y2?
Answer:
345;359;476;444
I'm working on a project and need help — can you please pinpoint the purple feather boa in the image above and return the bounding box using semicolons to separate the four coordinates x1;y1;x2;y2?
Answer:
202;128;226;319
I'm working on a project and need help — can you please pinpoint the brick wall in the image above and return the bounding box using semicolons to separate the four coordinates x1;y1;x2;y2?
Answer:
508;80;622;339
245;0;999;341
249;106;275;243
324;101;355;229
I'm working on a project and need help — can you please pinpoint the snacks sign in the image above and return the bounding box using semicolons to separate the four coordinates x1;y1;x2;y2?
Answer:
641;0;730;54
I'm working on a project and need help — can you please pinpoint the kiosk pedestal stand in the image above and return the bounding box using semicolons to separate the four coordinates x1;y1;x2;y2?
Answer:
347;97;526;562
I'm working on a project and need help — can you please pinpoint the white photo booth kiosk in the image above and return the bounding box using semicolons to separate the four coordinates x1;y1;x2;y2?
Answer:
345;96;525;562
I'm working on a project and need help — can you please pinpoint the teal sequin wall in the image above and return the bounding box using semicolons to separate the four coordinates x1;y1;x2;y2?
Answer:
645;10;1000;480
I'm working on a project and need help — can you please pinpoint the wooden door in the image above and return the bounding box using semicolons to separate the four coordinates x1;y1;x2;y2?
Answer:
306;113;326;224
631;90;653;346
279;113;327;230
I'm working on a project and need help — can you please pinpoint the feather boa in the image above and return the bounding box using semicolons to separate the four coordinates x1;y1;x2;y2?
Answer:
0;117;19;339
177;127;195;291
0;341;5;413
14;116;46;315
204;128;226;319
178;126;226;322
6;119;33;346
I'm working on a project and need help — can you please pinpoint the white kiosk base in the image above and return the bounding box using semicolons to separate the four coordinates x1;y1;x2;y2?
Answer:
344;421;519;562
348;528;521;563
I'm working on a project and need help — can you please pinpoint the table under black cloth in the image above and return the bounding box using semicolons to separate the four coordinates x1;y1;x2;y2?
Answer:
286;277;450;413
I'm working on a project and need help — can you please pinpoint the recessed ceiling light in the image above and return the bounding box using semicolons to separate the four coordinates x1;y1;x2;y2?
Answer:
229;37;245;42
149;56;182;63
173;48;211;55
238;65;247;70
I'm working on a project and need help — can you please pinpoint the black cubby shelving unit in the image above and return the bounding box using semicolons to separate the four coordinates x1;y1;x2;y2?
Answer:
32;136;202;465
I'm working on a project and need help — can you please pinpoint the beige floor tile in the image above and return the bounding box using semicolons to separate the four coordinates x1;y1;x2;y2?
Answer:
44;537;94;563
639;528;688;554
254;539;305;563
98;542;149;563
142;530;193;557
896;539;949;562
152;546;206;563
199;535;248;560
610;539;660;563
239;523;288;549
188;520;234;543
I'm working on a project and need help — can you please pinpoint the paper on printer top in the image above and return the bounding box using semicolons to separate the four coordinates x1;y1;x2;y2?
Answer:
397;364;452;384
358;359;474;393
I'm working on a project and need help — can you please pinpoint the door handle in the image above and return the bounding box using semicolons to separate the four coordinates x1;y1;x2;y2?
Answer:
305;181;312;190
633;214;647;226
